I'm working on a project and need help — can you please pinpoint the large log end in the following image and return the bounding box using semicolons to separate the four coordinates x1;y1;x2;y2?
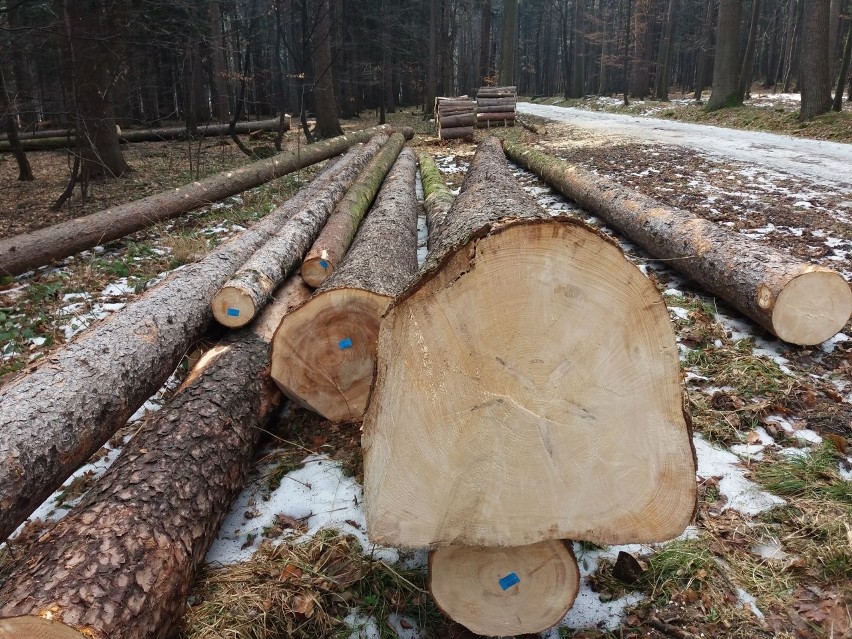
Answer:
0;616;88;639
301;252;336;288
212;285;257;328
429;541;580;636
770;269;852;345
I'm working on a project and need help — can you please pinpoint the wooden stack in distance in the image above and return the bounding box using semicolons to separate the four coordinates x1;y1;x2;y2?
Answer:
476;85;517;127
435;96;475;140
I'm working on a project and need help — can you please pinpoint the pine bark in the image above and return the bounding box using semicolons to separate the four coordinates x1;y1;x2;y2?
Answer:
0;279;311;639
301;132;407;287
738;0;762;100
271;149;419;423
418;151;455;245
707;0;743;110
437;126;474;139
211;132;390;327
0;154;348;543
363;138;696;548
0;125;406;277
833;17;852;111
499;0;518;84
311;0;344;138
1;112;34;181
504;141;852;346
799;0;833;120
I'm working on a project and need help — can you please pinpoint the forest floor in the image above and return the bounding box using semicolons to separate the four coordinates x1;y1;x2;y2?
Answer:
1;110;851;639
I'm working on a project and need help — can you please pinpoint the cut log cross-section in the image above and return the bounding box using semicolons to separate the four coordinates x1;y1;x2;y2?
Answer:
271;148;419;423
504;141;852;345
0;124;410;277
300;132;407;288
211;131;396;327
429;541;580;636
0;152;350;543
418;151;455;245
363;137;697;549
0;278;311;639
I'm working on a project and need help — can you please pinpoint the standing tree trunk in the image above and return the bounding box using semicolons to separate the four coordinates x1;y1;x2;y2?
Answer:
569;0;586;98
829;0;842;76
738;0;762;100
311;0;343;138
425;0;440;115
833;14;852;111
210;0;231;123
630;0;653;98
499;0;518;85
480;0;493;84
0;76;34;181
655;0;681;100
799;0;833;120
694;0;717;101
707;0;743;110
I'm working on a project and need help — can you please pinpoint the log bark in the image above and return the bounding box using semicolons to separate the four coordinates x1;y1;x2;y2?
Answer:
271;149;419;423
429;541;580;636
362;137;696;548
476;104;519;113
504;141;852;345
300;132;407;287
437;113;476;128
437;126;474;140
0;279;310;639
211;133;390;328
477;85;517;97
0;155;348;543
0;119;287;150
518;118;547;135
418;151;455;245
476;97;517;107
0;125;411;276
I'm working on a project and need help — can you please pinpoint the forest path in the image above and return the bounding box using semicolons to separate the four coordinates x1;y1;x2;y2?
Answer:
517;102;852;193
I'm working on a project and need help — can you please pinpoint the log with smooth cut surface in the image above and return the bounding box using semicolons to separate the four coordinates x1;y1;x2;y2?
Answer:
0;278;311;639
0;155;347;543
0;124;408;277
363;137;696;548
211;132;390;327
429;541;580;636
271;148;419;422
504;141;852;346
417;151;455;245
300;132;407;287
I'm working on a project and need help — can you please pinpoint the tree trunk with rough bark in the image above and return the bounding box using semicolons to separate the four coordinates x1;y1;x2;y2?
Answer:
362;137;696;549
833;17;852;111
210;0;231;123
504;142;852;346
654;0;681;100
630;0;653;98
738;0;762;100
799;0;833;120
212;133;390;327
499;0;518;84
1;112;34;181
0;125;404;277
707;0;743;110
271;149;418;423
418;151;454;246
0;154;352;543
429;542;580;636
312;0;344;138
0;279;310;639
480;0;493;84
301;132;407;287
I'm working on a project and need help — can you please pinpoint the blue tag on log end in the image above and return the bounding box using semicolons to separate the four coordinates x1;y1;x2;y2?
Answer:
499;572;520;590
226;308;240;317
320;260;329;269
338;338;353;350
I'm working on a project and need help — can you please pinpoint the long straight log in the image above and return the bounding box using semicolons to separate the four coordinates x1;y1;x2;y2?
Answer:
418;152;455;245
476;97;517;108
0;124;410;277
211;132;391;328
429;541;580;636
438;126;474;140
0;278;310;639
437;113;476;128
476;111;517;122
504;141;852;345
476;104;519;113
436;107;476;118
363;137;696;548
0;154;352;543
271;149;419;423
300;132;407;287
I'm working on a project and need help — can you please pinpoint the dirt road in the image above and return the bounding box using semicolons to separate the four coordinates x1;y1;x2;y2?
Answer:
518;102;852;193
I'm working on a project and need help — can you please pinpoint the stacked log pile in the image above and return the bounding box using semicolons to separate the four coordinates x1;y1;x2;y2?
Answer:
475;85;517;127
434;96;475;140
362;137;697;635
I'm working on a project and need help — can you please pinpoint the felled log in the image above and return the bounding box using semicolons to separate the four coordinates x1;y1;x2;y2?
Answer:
271;149;419;422
0;125;411;276
0;278;310;639
476;112;516;126
300;132;407;287
518;118;547;135
429;541;580;636
476;86;517;99
476;97;517;108
504;141;852;345
0;154;350;543
437;126;474;140
362;137;696;548
417;151;454;244
0;118;288;150
437;114;475;128
476;104;519;113
211;132;390;327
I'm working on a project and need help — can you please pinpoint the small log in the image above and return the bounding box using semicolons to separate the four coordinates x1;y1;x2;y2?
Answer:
211;132;390;327
271;149;419;422
0;278;310;639
477;85;517;95
437;106;476;116
0;124;412;276
429;541;580;636
418;151;455;244
437;126;474;140
476;97;517;108
0;154;348;543
504;141;852;345
300;132;407;287
518;118;547;135
437;113;476;128
476;104;520;113
363;137;696;548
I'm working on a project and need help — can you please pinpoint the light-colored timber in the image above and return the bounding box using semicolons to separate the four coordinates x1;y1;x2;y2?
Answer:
417;151;455;245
